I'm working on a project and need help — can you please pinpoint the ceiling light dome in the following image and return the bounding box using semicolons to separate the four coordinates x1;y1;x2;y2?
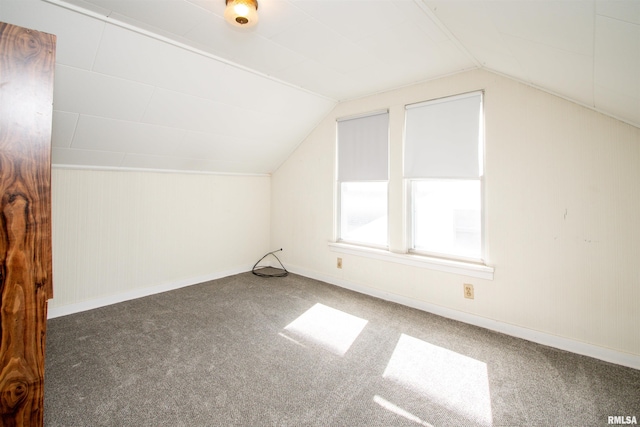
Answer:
224;0;259;28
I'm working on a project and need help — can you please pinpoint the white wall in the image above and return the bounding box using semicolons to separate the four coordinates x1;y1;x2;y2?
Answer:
50;168;270;316
271;69;640;367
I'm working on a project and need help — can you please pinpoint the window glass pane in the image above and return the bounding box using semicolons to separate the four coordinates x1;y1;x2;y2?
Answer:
412;180;481;259
340;182;387;246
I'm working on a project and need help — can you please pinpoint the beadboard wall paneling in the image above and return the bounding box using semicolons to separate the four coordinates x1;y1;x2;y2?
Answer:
51;169;270;311
271;69;640;362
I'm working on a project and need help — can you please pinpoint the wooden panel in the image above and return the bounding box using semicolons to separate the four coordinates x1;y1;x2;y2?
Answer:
0;22;55;426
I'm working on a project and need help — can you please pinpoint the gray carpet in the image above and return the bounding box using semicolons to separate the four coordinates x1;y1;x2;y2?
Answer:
45;271;639;426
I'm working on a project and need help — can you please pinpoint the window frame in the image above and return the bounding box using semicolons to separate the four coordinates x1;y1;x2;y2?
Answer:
335;110;390;249
330;92;493;279
404;90;486;264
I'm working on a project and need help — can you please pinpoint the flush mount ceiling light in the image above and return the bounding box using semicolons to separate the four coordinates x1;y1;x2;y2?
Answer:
224;0;259;28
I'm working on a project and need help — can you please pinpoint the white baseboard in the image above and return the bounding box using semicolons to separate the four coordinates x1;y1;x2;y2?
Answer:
47;265;252;319
46;262;640;370
286;264;640;371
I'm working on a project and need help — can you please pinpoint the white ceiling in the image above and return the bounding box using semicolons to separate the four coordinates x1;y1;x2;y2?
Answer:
1;0;639;174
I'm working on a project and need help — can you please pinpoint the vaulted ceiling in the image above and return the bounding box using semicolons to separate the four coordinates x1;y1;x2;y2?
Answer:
2;0;639;174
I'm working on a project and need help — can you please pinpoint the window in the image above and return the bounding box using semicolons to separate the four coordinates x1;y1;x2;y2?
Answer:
404;92;484;261
331;92;491;278
337;111;389;247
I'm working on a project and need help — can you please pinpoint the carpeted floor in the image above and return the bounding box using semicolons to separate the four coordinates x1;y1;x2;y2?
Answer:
44;271;640;426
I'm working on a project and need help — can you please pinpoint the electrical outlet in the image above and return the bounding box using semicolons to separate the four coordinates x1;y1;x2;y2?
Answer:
464;283;474;299
337;258;342;269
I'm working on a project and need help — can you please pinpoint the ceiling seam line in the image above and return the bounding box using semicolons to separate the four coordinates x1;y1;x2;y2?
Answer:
69;113;80;150
138;86;157;123
89;19;108;72
42;0;337;103
64;111;271;142
51;163;271;177
596;12;640;27
498;31;594;58
58;64;292;120
412;0;481;68
485;68;639;130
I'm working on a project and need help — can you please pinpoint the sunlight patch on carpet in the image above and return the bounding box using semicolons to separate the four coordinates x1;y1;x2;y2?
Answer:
373;395;435;427
383;334;492;426
282;303;368;356
277;332;307;348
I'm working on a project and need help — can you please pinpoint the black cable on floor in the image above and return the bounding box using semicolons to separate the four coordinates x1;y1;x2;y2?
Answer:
252;248;288;277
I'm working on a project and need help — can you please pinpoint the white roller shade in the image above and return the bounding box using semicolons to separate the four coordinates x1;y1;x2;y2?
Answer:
338;111;389;182
404;92;482;179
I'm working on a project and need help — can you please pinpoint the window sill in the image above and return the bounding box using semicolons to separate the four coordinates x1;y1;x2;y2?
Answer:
328;242;494;280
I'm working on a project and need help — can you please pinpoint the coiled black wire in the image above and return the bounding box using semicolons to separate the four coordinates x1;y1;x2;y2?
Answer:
252;249;288;277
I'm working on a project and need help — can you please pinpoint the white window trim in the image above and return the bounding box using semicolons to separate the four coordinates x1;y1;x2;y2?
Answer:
328;241;494;280
336;109;390;247
403;90;486;265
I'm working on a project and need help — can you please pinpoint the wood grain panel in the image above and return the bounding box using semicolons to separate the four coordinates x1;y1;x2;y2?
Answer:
0;22;55;426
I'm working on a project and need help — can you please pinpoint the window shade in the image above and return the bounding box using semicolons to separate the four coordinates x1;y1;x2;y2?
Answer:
338;111;389;182
404;92;482;179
